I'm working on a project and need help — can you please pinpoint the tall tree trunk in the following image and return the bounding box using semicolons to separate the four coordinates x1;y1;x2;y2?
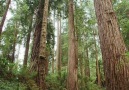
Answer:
23;32;31;67
0;0;11;35
94;0;129;90
93;30;101;86
23;16;32;67
38;0;49;89
56;15;61;78
67;0;78;90
30;0;44;88
51;10;56;74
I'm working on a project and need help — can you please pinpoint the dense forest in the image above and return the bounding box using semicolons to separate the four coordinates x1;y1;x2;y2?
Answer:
0;0;129;90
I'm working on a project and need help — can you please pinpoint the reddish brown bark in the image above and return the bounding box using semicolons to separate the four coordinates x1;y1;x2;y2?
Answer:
67;0;78;90
30;0;49;88
38;0;49;89
0;0;11;35
30;0;43;88
94;0;129;90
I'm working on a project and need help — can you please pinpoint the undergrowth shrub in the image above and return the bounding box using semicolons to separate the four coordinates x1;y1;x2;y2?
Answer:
0;59;39;90
46;71;67;90
78;74;105;90
0;57;9;78
0;78;27;90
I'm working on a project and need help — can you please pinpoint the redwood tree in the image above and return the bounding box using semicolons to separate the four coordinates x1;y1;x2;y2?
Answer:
94;0;129;90
38;0;49;89
67;0;78;90
30;0;45;89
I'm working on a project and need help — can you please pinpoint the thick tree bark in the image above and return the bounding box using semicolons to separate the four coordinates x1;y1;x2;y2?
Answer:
94;0;129;90
0;0;11;35
67;0;78;90
30;0;44;88
45;51;49;75
93;30;101;86
38;0;49;89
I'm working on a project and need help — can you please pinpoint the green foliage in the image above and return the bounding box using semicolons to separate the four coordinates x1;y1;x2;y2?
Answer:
47;22;55;52
78;73;105;90
0;0;6;17
26;79;39;90
62;31;68;65
46;71;67;90
114;1;129;49
11;66;36;81
12;66;39;90
0;23;17;55
0;57;8;77
0;58;38;90
86;81;105;90
0;78;27;90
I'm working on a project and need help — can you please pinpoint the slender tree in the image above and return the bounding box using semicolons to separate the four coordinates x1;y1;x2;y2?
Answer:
51;10;56;74
94;0;129;90
0;0;11;35
56;15;62;78
93;30;101;86
23;32;31;67
23;16;33;67
67;0;78;90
